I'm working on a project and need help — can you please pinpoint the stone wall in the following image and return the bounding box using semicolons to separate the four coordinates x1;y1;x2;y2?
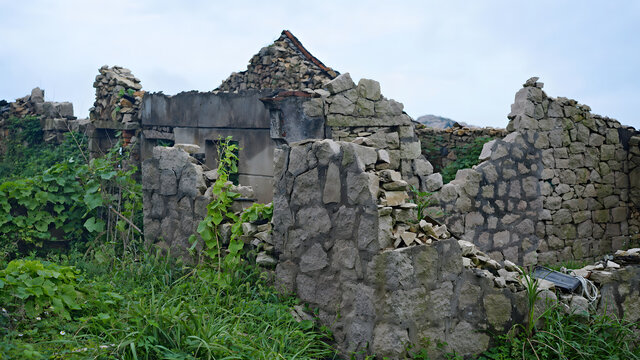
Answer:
311;73;443;194
628;134;640;208
141;143;278;262
88;65;143;159
216;30;338;92
436;78;640;266
141;145;208;258
0;87;86;147
271;137;640;358
415;124;508;172
271;139;515;358
140;89;328;203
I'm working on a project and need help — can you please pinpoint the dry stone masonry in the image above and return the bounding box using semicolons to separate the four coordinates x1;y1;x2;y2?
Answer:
217;30;338;92
415;124;508;172
436;77;640;266
88;65;144;159
310;73;443;194
271;137;640;359
133;31;640;359
141;144;270;259
0;87;87;146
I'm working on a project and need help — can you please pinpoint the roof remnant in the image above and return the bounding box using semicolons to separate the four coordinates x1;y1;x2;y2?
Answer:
216;30;339;92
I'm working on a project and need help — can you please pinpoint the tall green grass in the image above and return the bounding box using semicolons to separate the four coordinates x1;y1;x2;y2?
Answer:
1;250;337;359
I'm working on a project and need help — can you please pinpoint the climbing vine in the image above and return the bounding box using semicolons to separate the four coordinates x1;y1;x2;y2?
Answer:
190;137;273;284
190;137;240;275
0;136;142;257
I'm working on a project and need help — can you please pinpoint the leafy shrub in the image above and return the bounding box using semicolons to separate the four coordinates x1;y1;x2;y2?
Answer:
0;140;142;258
0;260;82;321
0;116;86;182
1;252;335;359
440;136;493;183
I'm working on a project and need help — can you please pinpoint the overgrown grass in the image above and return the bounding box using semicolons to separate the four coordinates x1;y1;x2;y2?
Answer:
477;270;640;360
0;250;337;359
478;307;640;360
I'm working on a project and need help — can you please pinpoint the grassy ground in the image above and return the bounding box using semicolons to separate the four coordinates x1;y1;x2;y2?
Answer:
0;249;337;359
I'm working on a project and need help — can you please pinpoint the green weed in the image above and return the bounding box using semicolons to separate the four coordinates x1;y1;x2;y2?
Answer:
441;136;493;183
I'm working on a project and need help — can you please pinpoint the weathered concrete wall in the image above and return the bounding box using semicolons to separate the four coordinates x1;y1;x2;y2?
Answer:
140;90;327;203
415;124;508;172
436;78;640;265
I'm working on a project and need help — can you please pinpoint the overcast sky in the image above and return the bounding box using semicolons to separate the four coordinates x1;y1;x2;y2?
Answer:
1;1;639;129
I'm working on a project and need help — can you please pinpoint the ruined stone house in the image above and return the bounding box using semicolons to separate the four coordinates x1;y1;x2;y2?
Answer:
134;31;640;358
5;29;639;359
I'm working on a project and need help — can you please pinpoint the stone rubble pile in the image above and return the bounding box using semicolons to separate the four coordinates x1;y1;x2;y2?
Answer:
459;239;640;319
458;239;525;290
90;65;143;124
375;168;451;249
217;31;338;92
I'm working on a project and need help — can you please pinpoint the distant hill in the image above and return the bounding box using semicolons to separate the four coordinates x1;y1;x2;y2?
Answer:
416;114;468;129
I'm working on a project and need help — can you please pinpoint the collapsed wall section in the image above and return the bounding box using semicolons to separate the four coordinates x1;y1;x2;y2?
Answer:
436;78;640;265
310;73;443;193
141;146;208;258
88;65;143;159
140;89;327;203
415;125;508;173
0;87;86;147
272;139;525;358
272;138;640;359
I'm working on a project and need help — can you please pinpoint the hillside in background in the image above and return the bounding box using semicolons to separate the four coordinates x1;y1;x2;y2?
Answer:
416;114;469;128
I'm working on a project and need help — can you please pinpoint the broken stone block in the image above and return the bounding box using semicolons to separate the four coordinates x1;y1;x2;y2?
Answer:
256;252;277;267
384;191;408;206
379;169;402;182
382;180;408;191
174;143;202;154
325;73;355;94
400;231;417;246
458;240;477;257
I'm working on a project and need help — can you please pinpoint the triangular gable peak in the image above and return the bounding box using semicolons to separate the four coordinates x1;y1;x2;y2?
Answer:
217;30;339;92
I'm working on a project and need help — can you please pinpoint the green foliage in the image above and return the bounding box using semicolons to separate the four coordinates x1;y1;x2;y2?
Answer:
478;267;640;360
0;160;87;247
478;308;640;360
117;88;135;98
190;137;242;279
408;185;440;221
440;136;493;183
420;134;446;170
0;116;86;181
520;268;545;338
0;260;82;321
1;252;335;359
0;138;142;259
